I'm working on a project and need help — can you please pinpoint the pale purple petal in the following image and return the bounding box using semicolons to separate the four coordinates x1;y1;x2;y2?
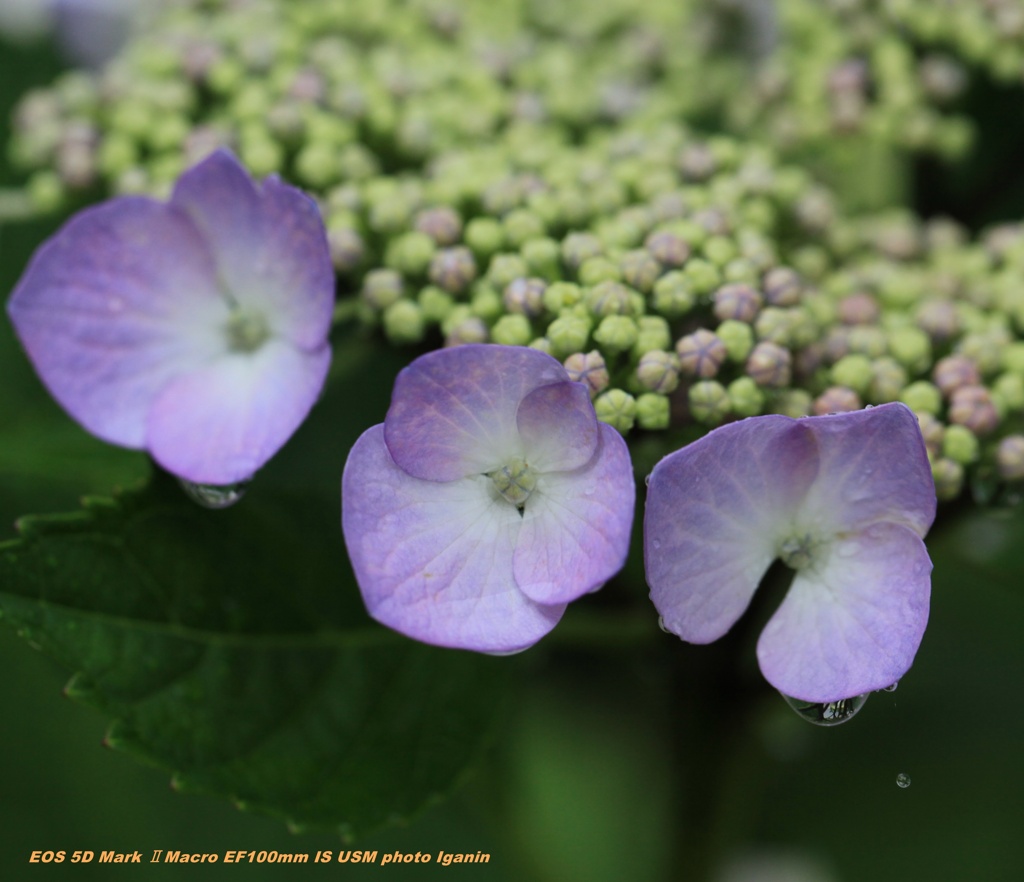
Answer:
516;381;598;473
342;426;566;652
170;150;334;350
757;521;932;702
384;345;570;482
514;424;634;604
799;403;936;538
146;340;331;485
645;415;819;643
7;196;227;448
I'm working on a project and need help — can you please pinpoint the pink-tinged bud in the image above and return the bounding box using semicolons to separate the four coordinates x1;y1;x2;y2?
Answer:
933;355;981;398
916;299;960;342
762;266;803;306
745;341;792;388
676;329;728;378
813;386;862;415
644;230;691;268
503;277;546;317
996;435;1024;481
429;246;477;294
948;385;999;436
564;351;610;397
837;291;880;325
713;283;763;323
914;412;945;458
415;206;463;246
636;350;681;394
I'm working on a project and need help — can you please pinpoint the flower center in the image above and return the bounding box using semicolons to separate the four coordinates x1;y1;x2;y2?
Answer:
778;534;818;570
487;456;538;511
225;308;270;353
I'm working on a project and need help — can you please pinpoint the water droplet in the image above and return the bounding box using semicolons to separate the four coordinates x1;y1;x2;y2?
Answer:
657;615;673;634
882;681;898;692
644;474;651;487
179;478;249;509
782;691;869;726
651;538;662;549
896;772;911;788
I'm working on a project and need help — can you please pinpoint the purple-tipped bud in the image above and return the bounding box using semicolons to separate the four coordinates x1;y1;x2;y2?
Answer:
564;351;610;397
586;280;634;317
837;292;880;325
676;329;728;378
813;386;862;415
503;277;546;317
997;435;1024;481
644;230;691;268
444;316;489;347
562;232;604;270
933;355;981;398
415;206;463;246
762;266;803;307
949;385;999;436
916;299;960;342
914;412;945;458
620;249;662;293
713;283;763;323
429;246;477;295
746;341;792;388
636;350;681;394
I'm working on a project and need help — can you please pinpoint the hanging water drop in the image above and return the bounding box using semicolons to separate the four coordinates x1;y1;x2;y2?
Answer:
882;681;898;692
781;691;869;726
179;478;249;509
657;615;673;634
896;772;911;788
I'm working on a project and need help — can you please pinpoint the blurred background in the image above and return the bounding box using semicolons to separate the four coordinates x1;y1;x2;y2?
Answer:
2;3;1024;880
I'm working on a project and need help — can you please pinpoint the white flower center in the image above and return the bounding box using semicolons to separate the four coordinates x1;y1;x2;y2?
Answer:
778;533;821;570
225;308;270;353
487;456;538;510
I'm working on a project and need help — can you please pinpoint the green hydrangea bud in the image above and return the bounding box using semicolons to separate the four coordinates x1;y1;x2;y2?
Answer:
652;271;696;317
562;232;604;271
529;337;553;354
746;341;792;387
914;412;945;458
586;280;635;317
465;217;505;258
888;327;932;373
644;229;691;268
941;423;979;465
689;380;731;425
470;285;503;322
503;208;546;247
362;268;404;310
486;253;529;290
727;376;765;417
543;282;582;312
900;380;943;415
634;316;672;354
429;245;477;294
636;350;680;393
385;230;436;277
716;319;754;362
578;256;623;286
27;170;64;213
830;354;874;396
702;235;738;267
813;386;862;415
594;315;639;353
958;329;1012;376
996;435;1024;481
383;300;425;345
414;206;462;246
772;389;813;418
418;285;455;323
636;393;670;430
932;457;964;501
1002;342;1024;376
594;389;637;433
619;249;662;293
547;314;593;357
993;372;1024;413
328;226;365;273
491;314;533;347
521;237;561;280
503;277;546;317
847;325;889;359
868;357;909;403
682;257;722;296
754;306;800;346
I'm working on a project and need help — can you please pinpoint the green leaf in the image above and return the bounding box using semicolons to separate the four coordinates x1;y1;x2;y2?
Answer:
0;471;511;834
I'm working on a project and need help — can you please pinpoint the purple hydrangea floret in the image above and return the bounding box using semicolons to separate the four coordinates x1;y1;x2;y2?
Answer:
342;344;635;653
7;149;334;484
644;402;936;702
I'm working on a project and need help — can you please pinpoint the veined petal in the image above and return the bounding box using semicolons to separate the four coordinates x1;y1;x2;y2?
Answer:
514;424;634;604
645;415;819;643
146;339;330;484
384;345;570;482
7;196;228;448
170;150;334;350
798;403;936;538
516;380;599;473
756;521;932;702
342;426;566;652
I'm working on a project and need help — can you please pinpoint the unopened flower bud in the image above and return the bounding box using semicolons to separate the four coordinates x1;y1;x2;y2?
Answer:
652;271;696;317
561;232;604;271
727;376;765;417
490;314;533;347
593;315;639;353
594;389;637;433
362;268;404;310
444;315;489;347
429;246;477;294
644;230;691;268
636;393;670;430
676;329;728;378
916;299;960;342
888;327;932;373
383;300;425;345
486;253;529;290
830;354;874;396
682;258;721;296
993;372;1024;413
773;389;813;418
837;292;880;325
996;435;1024;481
689;380;731;425
385;230;436;277
414;206;462;246
932;457;965;501
713;283;763;323
755;307;799;346
547;315;593;357
1002;342;1024;376
949;385;999;436
847;325;888;359
521;237;561;280
328;227;365;273
746;341;792;387
915;412;945;457
869;357;909;403
634;316;672;354
716;320;754;362
543;282;582;312
933;355;981;397
564;351;609;397
620;249;662;293
464;217;505;258
418;286;455;323
503;208;546;247
941;424;979;465
813;386;861;415
586;280;635;317
636;350;680;393
763;266;803;306
578;256;623;286
503;277;546;317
